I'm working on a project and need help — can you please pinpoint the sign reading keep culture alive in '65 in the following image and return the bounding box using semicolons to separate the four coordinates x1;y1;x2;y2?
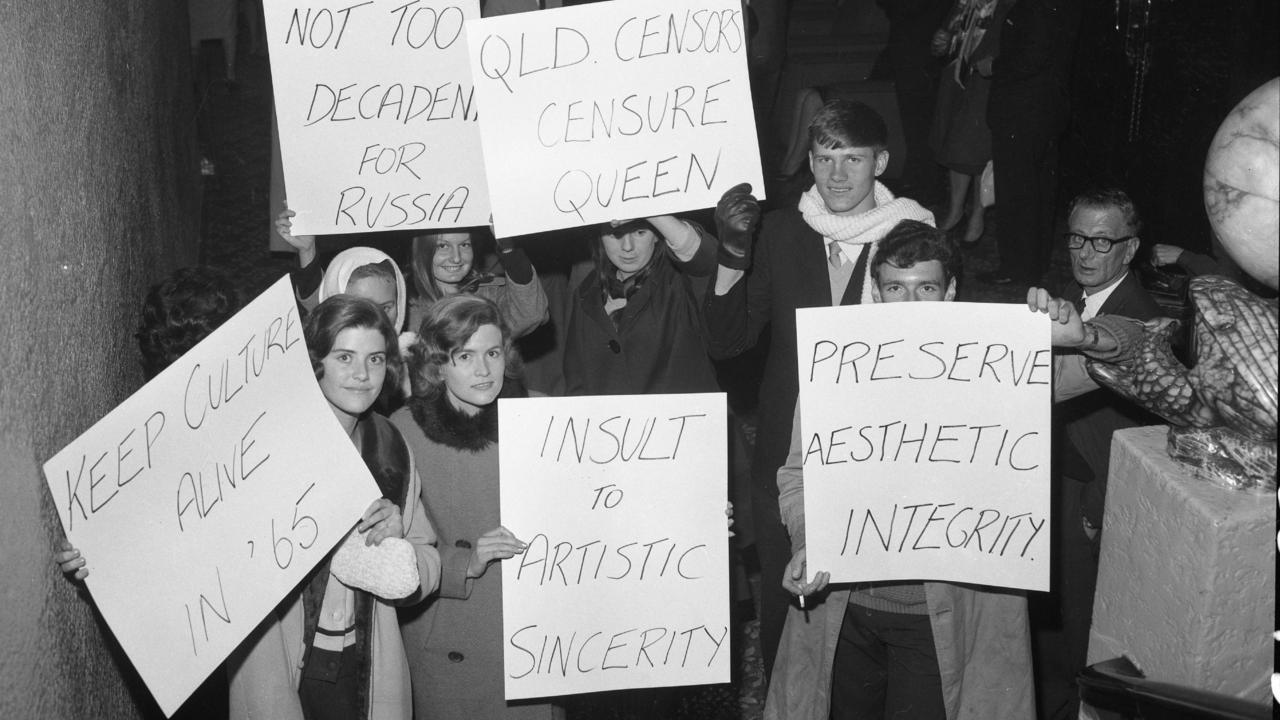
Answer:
42;277;381;716
467;0;766;237
796;302;1052;592
264;0;490;235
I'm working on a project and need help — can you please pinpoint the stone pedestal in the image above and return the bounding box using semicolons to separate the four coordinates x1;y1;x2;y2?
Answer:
1088;426;1275;703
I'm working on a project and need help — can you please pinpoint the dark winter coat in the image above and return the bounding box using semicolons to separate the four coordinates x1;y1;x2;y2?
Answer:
563;230;719;397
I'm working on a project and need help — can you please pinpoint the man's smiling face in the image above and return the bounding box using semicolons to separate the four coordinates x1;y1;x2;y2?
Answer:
809;143;887;216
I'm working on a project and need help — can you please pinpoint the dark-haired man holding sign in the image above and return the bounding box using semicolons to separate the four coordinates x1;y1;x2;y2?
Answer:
766;221;1035;720
704;100;934;676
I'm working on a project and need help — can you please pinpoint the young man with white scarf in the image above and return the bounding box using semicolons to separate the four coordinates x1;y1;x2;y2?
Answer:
704;99;934;678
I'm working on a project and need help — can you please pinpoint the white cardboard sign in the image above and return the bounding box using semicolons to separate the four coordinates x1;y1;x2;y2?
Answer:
264;0;490;235
498;393;730;699
43;276;381;715
795;302;1052;591
466;0;766;237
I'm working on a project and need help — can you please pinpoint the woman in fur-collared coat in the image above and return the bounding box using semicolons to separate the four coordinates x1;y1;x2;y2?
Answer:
392;295;562;720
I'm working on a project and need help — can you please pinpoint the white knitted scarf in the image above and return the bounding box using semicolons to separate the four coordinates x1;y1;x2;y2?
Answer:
798;182;936;303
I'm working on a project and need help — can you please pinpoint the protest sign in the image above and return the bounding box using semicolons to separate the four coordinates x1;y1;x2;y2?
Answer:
43;276;381;715
466;0;765;237
264;0;489;235
795;303;1051;591
498;393;730;699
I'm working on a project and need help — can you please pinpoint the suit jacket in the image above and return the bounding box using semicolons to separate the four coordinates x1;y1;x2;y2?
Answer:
703;208;872;493
1057;272;1164;524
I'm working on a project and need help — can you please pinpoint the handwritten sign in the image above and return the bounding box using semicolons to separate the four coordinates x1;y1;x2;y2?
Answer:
43;276;380;716
498;393;730;699
795;303;1051;591
264;0;489;235
466;0;765;237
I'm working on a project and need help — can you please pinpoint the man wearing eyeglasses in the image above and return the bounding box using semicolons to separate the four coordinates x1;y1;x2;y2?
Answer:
1037;186;1165;719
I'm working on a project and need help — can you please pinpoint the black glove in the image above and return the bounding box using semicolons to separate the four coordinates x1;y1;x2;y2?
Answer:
715;183;760;270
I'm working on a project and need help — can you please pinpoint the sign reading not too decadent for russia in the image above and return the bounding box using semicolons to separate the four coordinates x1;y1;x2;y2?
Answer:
499;393;729;699
264;0;489;235
796;302;1052;592
467;0;766;238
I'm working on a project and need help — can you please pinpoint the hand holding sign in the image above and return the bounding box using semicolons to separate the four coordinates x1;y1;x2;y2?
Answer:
714;182;760;270
55;537;89;581
467;525;527;579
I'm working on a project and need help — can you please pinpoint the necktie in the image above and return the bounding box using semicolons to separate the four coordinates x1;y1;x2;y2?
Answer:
1074;294;1088;318
828;242;843;269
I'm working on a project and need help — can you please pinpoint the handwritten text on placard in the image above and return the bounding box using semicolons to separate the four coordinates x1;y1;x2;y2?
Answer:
467;0;765;237
43;277;380;715
264;0;489;235
795;302;1052;592
499;394;729;699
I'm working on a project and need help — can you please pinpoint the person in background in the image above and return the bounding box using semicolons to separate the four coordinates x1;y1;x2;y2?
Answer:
765;219;1034;720
1027;187;1165;720
391;295;560;720
563;215;717;396
405;229;548;340
274;209;408;334
929;0;1012;246
704;99;934;677
981;0;1081;284
1149;242;1227;277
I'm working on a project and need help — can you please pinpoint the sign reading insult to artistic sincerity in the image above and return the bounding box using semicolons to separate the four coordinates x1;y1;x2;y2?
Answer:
467;0;765;237
42;276;380;715
498;393;729;699
264;0;489;235
795;302;1052;591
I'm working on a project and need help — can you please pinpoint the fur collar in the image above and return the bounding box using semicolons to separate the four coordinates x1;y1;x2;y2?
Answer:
406;381;526;452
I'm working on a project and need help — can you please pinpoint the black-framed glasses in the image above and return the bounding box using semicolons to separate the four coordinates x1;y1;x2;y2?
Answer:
1064;232;1135;254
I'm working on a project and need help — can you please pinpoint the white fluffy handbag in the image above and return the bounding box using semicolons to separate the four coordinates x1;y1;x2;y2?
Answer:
330;531;420;600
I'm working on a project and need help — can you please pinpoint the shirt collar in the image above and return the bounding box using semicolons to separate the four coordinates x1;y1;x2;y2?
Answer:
1080;272;1128;321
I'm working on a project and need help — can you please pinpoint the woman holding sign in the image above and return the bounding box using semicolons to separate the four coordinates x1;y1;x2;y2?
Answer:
226;295;441;720
391;294;561;720
563;215;718;396
406;229;549;342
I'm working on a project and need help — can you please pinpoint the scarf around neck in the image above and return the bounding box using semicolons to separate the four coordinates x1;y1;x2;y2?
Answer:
798;182;935;304
798;182;935;245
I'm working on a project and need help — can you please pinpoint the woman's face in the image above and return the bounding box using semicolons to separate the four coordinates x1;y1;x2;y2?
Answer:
346;275;398;326
441;324;505;416
318;326;387;431
432;233;475;288
601;228;658;279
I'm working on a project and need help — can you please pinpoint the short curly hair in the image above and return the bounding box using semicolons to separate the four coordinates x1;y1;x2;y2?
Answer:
136;267;241;380
871;220;962;285
304;295;404;411
407;294;522;397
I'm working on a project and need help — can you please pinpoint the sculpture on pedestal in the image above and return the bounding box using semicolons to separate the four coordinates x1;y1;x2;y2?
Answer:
1082;78;1279;489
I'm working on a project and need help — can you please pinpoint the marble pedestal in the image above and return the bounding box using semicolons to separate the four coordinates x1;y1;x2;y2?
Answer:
1087;425;1275;704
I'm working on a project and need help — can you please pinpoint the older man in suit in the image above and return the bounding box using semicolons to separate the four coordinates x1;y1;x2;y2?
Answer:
1037;187;1165;719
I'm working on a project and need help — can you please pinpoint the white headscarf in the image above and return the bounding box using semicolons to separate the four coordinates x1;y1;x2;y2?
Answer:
319;247;408;333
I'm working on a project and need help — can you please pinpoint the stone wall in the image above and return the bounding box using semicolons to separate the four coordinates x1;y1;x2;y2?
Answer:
0;1;201;717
